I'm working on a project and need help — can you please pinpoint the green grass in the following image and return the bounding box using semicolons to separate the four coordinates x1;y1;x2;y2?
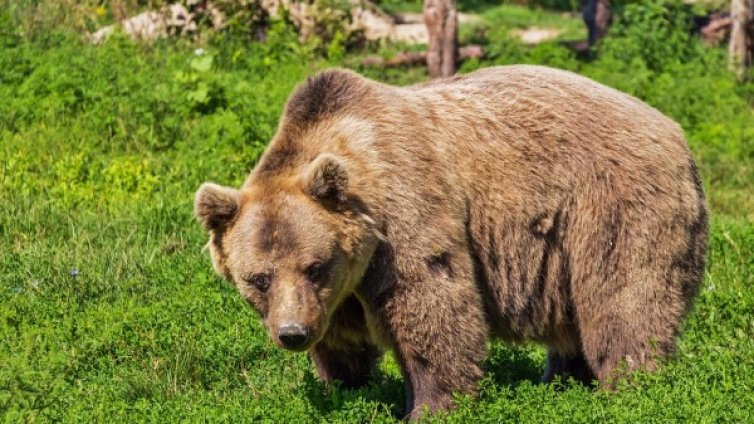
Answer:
2;1;754;422
476;4;585;40
376;0;424;15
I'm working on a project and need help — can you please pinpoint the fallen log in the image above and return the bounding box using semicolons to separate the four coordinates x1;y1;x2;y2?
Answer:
696;13;732;46
360;44;483;68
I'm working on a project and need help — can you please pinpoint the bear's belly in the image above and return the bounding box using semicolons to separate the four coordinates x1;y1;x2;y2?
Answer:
469;208;578;350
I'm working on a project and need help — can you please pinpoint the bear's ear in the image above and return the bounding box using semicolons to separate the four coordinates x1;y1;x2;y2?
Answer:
194;182;241;231
303;153;349;205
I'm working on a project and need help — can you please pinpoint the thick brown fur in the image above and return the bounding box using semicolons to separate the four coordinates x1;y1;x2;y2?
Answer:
195;66;709;419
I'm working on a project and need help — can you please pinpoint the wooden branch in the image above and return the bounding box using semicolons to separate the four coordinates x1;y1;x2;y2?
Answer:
699;15;732;45
360;45;483;68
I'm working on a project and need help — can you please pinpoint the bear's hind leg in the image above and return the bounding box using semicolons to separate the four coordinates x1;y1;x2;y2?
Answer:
577;310;676;386
567;183;702;387
542;350;595;386
572;238;687;386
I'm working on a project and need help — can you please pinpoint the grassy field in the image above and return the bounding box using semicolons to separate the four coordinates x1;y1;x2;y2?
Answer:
2;1;753;422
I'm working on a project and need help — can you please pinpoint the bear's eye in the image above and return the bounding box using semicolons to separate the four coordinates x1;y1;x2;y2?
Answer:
245;273;271;292
304;261;328;283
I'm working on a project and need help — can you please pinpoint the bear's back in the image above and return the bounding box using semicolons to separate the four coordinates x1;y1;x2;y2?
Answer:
402;65;687;160
379;65;695;210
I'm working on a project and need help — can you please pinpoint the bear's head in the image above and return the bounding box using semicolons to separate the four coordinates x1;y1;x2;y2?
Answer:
194;153;380;352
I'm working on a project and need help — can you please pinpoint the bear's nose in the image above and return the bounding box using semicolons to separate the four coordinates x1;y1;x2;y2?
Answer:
278;323;310;350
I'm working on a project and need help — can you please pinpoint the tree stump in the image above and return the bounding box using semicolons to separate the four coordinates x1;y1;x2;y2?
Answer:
729;0;754;78
583;0;611;48
424;0;458;78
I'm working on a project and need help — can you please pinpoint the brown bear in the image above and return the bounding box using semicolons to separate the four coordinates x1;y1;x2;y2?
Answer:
194;65;708;419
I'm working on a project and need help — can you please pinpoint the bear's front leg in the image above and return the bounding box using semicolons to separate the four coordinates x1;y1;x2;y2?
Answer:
310;343;381;389
309;295;382;389
373;253;489;419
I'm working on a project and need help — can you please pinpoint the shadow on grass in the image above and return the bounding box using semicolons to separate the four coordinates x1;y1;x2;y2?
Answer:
484;343;544;387
301;366;406;418
301;343;546;418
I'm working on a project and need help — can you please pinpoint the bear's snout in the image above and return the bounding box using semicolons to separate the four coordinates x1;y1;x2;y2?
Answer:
277;322;311;351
